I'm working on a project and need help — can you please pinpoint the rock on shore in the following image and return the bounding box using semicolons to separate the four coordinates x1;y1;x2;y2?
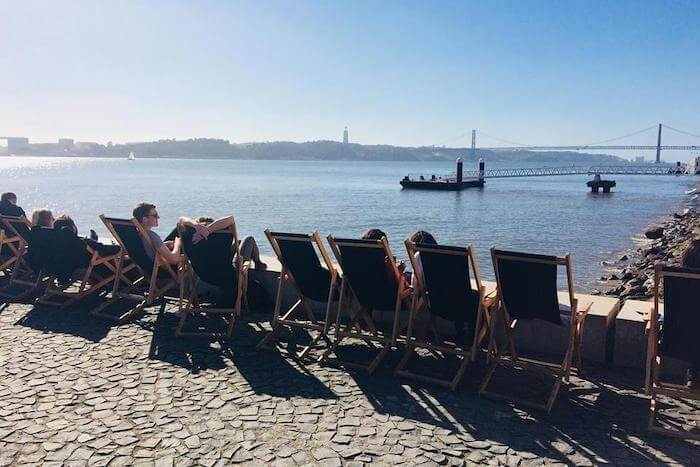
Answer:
605;208;699;300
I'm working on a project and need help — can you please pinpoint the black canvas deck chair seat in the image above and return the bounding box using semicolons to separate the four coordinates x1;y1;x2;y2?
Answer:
395;241;493;390
91;215;181;324
479;248;591;413
256;230;339;358
645;264;700;440
0;215;43;300
176;222;250;337
320;235;410;373
27;227;122;308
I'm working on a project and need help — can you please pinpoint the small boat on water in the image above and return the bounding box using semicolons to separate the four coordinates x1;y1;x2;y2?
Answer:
400;158;485;191
127;151;136;161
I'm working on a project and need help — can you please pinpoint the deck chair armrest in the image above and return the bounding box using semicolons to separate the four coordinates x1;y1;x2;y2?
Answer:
573;299;593;324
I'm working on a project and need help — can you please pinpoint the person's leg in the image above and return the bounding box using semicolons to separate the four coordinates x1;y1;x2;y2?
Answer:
239;236;267;270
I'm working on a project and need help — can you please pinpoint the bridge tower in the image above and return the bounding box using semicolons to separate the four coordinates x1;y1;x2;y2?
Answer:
471;129;476;157
655;123;662;163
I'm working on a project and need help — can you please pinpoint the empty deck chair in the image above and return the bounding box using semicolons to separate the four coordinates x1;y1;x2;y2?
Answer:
646;264;700;440
175;222;250;337
479;248;591;413
24;226;122;307
91;215;181;323
395;241;492;390
0;215;42;300
320;235;410;373
256;230;339;358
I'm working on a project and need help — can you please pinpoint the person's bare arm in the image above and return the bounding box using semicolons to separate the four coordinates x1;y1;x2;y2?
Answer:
204;216;235;233
157;242;181;265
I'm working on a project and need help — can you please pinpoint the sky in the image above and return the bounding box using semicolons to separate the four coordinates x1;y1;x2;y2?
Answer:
0;0;698;150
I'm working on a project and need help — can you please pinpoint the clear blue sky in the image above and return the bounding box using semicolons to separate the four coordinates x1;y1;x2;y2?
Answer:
1;0;698;149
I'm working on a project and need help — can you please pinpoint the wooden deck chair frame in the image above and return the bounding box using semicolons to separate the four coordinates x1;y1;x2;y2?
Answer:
479;248;591;413
91;215;182;324
175;221;250;337
0;215;45;300
320;235;409;374
256;229;339;358
645;264;700;440
395;241;493;390
35;241;123;309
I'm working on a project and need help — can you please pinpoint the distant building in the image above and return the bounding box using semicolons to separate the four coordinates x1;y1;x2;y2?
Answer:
343;126;349;144
58;138;74;151
634;156;645;163
6;137;29;154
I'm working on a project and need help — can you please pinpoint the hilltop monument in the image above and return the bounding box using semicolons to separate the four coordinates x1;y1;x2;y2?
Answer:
343;126;349;144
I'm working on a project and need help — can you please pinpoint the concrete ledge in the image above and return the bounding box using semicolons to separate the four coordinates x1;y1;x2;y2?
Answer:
512;293;621;364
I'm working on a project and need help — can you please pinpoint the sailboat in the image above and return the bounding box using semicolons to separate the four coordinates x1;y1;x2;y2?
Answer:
127;151;136;161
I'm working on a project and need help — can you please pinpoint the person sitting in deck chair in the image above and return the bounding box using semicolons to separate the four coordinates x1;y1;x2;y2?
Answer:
409;230;470;344
31;208;55;228
178;216;267;270
0;192;26;218
133;203;184;266
362;228;410;297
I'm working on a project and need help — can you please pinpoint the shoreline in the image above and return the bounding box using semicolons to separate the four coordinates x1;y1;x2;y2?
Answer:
601;184;699;300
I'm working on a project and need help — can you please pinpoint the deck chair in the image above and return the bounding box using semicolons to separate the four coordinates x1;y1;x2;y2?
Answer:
395;241;492;390
91;215;181;323
646;264;700;440
0;215;43;300
175;222;250;337
27;227;122;308
320;235;409;373
256;230;339;358
479;248;591;413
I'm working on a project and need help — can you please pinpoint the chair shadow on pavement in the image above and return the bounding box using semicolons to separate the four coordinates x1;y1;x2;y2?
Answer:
15;302;114;342
147;308;337;401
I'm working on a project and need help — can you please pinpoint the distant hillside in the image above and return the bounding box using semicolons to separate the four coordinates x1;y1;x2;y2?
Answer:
16;138;625;164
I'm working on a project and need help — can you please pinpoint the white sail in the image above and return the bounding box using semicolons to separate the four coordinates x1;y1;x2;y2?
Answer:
127;151;136;160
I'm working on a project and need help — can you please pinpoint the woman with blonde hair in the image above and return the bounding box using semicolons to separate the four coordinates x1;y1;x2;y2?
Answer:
31;208;54;228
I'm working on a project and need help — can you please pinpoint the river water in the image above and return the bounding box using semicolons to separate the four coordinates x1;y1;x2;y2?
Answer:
1;156;694;289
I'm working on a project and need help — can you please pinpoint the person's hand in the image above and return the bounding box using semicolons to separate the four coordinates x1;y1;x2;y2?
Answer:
192;224;210;244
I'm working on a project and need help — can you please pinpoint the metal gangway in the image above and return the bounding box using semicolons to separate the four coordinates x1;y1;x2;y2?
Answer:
461;164;684;179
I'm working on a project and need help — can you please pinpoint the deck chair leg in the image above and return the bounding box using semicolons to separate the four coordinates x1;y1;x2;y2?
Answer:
256;321;282;350
367;343;390;374
394;345;415;376
297;331;324;359
449;356;471;391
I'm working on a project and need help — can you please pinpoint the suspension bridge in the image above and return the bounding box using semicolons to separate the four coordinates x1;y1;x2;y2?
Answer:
439;123;700;164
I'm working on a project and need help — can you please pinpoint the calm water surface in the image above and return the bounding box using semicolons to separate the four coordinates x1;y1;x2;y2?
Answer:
1;157;694;289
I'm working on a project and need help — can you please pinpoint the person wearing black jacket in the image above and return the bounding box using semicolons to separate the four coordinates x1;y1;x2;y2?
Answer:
0;192;26;218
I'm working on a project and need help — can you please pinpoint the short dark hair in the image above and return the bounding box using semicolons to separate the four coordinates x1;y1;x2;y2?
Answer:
410;230;437;245
362;228;387;240
133;202;156;223
1;192;16;203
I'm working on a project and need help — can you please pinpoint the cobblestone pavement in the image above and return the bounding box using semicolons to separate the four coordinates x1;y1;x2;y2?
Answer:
0;300;698;466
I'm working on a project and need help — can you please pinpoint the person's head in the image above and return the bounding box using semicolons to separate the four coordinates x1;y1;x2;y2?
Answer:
410;230;437;245
362;228;387;241
31;208;54;228
195;216;215;225
1;192;17;205
681;239;700;269
54;214;78;234
133;202;158;229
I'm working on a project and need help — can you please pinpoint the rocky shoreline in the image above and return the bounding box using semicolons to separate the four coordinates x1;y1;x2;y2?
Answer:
601;188;700;300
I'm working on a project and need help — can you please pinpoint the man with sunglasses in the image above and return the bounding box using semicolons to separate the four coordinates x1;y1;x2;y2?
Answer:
133;202;204;265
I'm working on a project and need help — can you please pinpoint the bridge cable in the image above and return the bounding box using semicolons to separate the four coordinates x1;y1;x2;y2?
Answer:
663;125;700;139
578;124;658;146
477;131;536;148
